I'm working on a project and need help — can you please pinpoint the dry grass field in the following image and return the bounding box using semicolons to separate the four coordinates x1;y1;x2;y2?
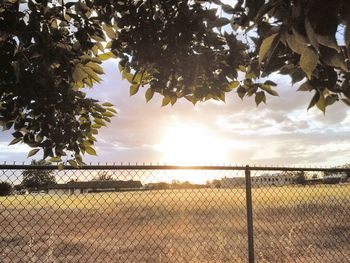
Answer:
1;185;350;263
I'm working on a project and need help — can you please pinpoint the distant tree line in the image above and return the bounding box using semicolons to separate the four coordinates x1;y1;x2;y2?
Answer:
2;163;349;197
146;180;209;190
20;160;56;190
91;172;114;181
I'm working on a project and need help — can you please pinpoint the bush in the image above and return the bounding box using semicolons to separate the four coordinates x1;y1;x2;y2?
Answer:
0;182;12;196
22;160;56;189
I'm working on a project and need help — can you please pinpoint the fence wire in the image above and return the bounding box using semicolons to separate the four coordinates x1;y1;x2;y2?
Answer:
0;164;349;263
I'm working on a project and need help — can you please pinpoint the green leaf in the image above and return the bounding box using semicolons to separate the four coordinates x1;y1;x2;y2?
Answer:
103;24;116;39
68;160;79;168
58;163;65;171
91;35;105;42
305;18;319;50
103;116;111;124
83;140;92;147
49;156;62;162
27;148;40;158
145;88;155;102
322;49;348;72
237;86;246;100
98;52;116;61
238;65;246;72
259;33;279;64
130;84;140;96
170;96;177;105
105;41;113;49
264;80;277;86
85;146;97;156
86;62;104;74
215;17;230;27
82;66;101;82
94;118;106;126
317;35;341;53
12;131;23;138
297;81;313;92
285;32;306;55
291;68;306;84
122;71;134;83
107;107;117;113
185;95;197;105
132;72;144;84
279;64;295;75
245;73;257;79
222;4;234;14
96;42;104;52
103;111;114;117
292;27;309;46
102;102;114;107
9;137;22;145
72;64;87;82
246;86;258;97
307;91;320;110
92;45;98;56
316;91;326;114
162;96;171;107
260;85;279;96
300;47;318;80
50;19;58;29
325;94;338;106
228;81;240;89
28;0;36;11
255;91;266;106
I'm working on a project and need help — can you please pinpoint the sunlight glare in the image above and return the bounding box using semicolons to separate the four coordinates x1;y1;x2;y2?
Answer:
155;125;229;166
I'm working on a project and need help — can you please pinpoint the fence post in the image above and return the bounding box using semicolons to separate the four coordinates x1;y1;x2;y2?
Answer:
245;165;255;263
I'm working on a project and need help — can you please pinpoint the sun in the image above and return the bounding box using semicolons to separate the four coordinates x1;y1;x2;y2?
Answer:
153;124;230;184
155;124;229;166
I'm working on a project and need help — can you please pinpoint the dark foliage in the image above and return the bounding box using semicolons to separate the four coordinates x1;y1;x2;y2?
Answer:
21;160;56;189
1;0;350;161
0;181;12;196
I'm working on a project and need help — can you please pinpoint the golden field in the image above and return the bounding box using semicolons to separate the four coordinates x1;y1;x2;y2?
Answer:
1;185;350;263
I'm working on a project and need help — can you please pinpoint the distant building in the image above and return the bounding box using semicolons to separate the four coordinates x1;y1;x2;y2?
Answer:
304;171;324;180
251;173;294;187
323;172;347;184
220;173;294;188
304;171;348;184
43;180;142;195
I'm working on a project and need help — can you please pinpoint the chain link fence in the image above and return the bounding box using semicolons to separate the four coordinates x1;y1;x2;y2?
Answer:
0;164;349;262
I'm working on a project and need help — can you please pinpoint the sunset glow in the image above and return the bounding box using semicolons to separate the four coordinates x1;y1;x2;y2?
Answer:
155;125;229;166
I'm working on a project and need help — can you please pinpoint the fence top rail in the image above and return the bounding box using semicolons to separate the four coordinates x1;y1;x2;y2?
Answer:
0;164;349;173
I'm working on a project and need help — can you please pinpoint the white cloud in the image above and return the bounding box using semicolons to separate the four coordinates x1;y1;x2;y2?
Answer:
0;142;30;154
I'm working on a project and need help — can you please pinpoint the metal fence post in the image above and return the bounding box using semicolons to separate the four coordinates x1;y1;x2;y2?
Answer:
245;165;255;263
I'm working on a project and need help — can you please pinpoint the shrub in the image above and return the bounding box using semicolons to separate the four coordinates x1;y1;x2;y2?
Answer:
0;182;12;196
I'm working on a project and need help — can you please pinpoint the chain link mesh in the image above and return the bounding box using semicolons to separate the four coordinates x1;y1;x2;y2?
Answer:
251;169;350;263
0;165;349;262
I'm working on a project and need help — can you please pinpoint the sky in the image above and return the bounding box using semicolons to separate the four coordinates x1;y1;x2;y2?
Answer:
1;59;350;167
